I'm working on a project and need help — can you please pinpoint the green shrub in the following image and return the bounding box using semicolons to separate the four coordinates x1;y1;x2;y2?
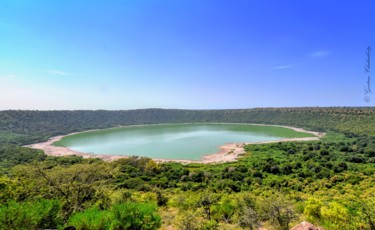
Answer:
67;202;161;230
109;203;161;230
0;199;62;230
67;207;110;230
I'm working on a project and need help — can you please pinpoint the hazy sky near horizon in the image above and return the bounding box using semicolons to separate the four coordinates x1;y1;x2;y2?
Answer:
1;0;374;110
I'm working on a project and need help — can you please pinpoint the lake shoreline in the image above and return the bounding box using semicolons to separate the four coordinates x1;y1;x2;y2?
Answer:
25;124;325;164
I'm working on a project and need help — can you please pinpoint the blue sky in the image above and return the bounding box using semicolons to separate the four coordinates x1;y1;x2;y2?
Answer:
0;0;374;110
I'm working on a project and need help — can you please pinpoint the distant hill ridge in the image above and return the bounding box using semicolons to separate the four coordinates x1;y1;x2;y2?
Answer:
1;107;375;145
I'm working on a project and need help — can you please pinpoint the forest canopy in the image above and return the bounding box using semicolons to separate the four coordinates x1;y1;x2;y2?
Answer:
0;107;374;229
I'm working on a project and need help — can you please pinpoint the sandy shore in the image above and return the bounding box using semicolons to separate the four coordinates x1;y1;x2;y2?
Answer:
25;124;325;164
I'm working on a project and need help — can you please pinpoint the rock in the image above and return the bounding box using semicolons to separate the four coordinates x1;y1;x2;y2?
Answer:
290;221;324;230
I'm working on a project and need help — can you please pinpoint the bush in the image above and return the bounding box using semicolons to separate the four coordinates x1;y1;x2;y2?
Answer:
110;202;161;230
0;199;62;230
304;197;323;223
67;202;161;230
67;207;110;230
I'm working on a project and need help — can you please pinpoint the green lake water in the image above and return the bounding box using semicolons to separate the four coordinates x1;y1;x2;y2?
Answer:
54;123;314;160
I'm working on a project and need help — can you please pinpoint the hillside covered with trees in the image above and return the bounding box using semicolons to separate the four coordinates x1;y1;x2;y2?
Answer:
1;107;375;145
0;107;374;229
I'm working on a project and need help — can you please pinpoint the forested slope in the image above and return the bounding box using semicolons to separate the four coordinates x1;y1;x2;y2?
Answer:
0;107;375;229
1;107;375;145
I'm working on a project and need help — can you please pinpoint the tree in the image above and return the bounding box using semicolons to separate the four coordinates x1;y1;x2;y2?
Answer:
214;196;236;223
198;193;220;220
238;206;260;230
262;195;297;230
12;162;114;218
177;211;199;230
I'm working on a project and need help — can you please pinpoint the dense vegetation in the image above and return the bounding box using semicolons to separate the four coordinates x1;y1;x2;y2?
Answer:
1;107;375;145
0;107;374;229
